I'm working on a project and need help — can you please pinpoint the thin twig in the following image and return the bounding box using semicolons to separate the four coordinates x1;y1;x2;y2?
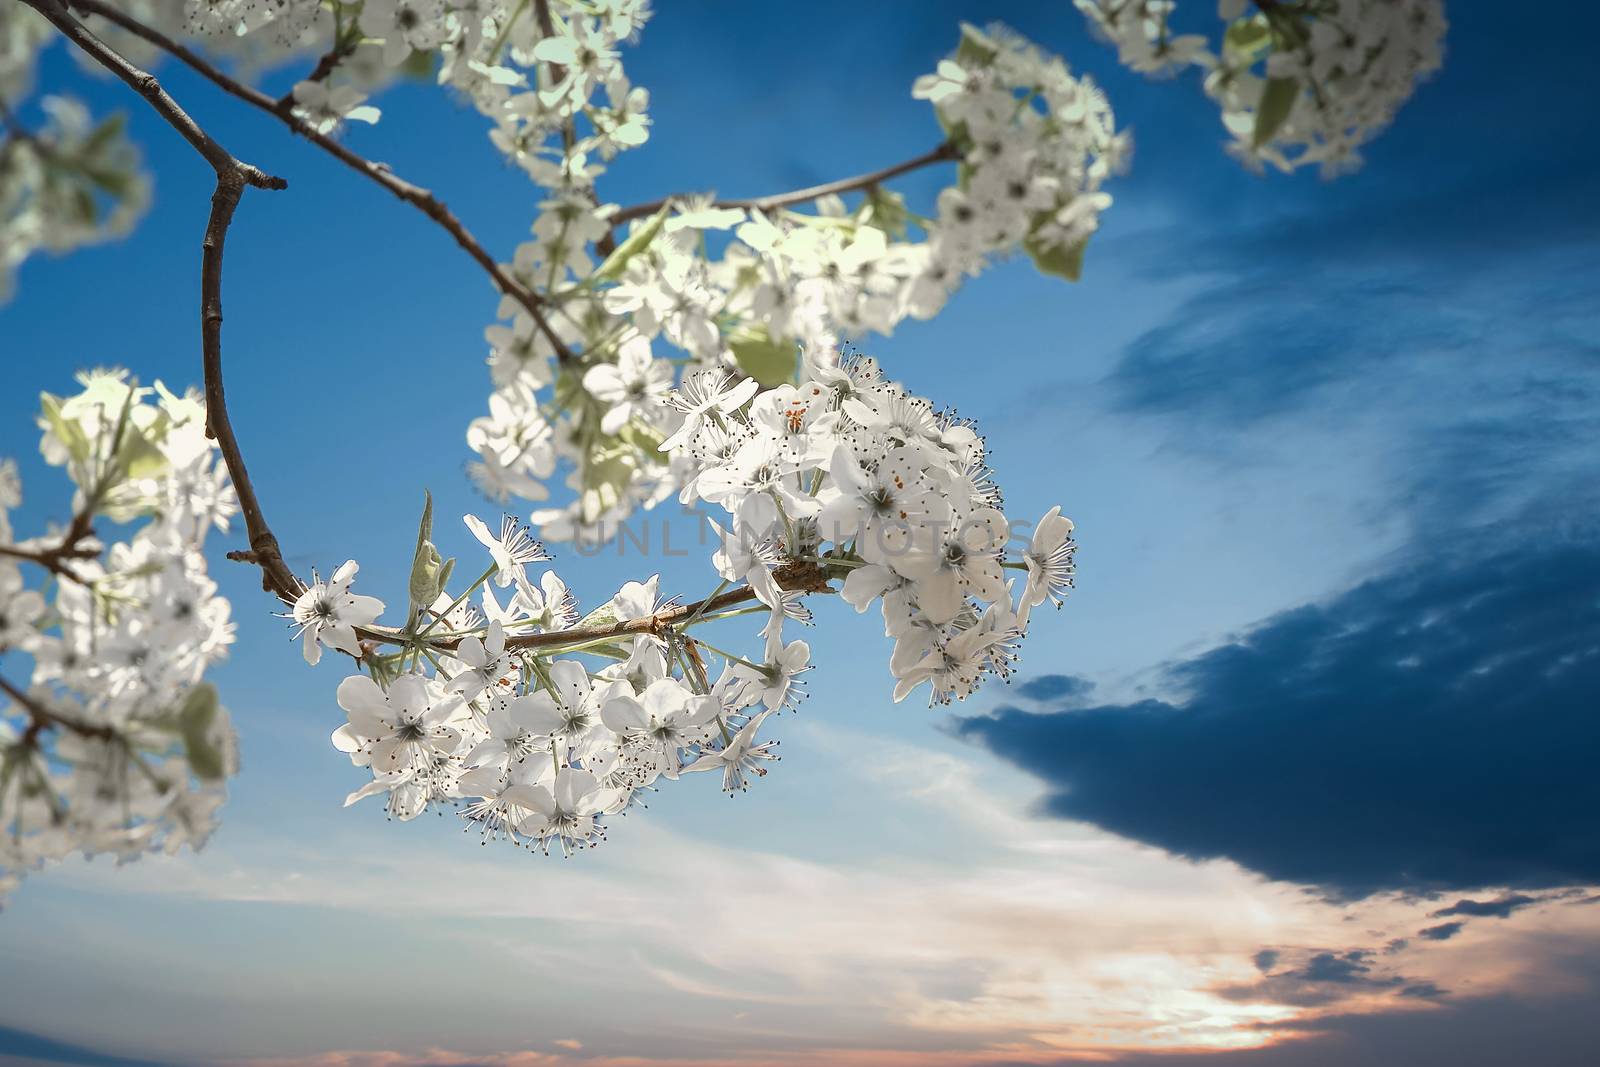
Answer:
26;0;283;192
0;674;117;743
66;0;576;366
272;37;356;113
607;141;960;230
22;0;299;604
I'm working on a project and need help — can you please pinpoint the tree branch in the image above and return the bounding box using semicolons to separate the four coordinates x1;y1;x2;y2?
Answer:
66;0;576;366
447;557;832;654
22;0;299;603
0;674;117;744
26;0;282;193
607;140;960;230
272;36;357;113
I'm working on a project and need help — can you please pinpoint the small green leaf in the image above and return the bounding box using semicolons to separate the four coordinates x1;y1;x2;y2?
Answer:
575;600;620;630
114;423;169;480
955;22;999;67
580;444;635;523
1023;234;1088;282
409;491;445;608
617;421;664;453
79;112;127;156
1253;76;1301;149
552;368;585;412
729;328;798;387
591;205;669;284
861;187;913;239
410;541;444;609
178;684;226;781
399;49;435;81
39;392;91;466
1223;16;1272;58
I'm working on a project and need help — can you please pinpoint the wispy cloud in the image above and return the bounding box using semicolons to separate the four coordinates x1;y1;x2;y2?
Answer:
27;722;1599;1066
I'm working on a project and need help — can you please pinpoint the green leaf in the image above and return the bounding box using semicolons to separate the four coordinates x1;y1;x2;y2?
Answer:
1253;76;1301;149
552;368;585;412
955;22;999;67
580;444;634;523
79;112;127;156
617;421;664;453
410;540;444;610
409;491;453;608
1023;234;1088;282
729;328;798;387
39;392;91;465
178;684;227;781
414;489;435;552
591;205;669;284
114;423;169;480
399;49;436;81
1223;15;1272;58
861;187;913;240
574;599;620;630
69;184;101;225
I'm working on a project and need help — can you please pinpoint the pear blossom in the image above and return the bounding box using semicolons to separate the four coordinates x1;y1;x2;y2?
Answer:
684;710;780;794
464;513;550;587
289;560;386;665
290;82;381;135
1020;505;1077;614
581;335;673;435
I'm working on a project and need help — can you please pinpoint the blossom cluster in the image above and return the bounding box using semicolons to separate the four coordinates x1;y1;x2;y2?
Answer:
0;371;239;901
312;513;794;854
311;347;1073;855
677;348;1077;703
466;22;1125;542
1075;0;1447;175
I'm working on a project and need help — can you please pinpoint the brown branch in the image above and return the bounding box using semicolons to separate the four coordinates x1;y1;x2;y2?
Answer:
25;0;282;192
0;517;98;584
607;141;960;231
200;170;304;603
22;0;299;605
0;674;117;744
272;36;357;114
66;0;576;367
349;558;833;655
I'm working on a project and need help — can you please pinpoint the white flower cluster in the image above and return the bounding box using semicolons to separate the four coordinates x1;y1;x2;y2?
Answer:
677;348;1076;704
316;515;794;855
913;23;1128;280
315;346;1073;855
0;371;239;902
1075;0;1447;176
466;22;1124;541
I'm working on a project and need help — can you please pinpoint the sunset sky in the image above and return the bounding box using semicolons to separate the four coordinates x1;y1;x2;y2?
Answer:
1;1;1597;1065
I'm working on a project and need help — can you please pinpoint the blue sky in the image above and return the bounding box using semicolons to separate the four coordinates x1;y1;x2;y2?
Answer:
1;2;1598;1065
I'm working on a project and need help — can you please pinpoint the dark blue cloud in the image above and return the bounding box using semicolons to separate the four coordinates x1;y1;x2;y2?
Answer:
0;1026;175;1067
1418;923;1465;942
1432;894;1539;920
1218;947;1442;1010
955;534;1600;898
1016;674;1094;703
